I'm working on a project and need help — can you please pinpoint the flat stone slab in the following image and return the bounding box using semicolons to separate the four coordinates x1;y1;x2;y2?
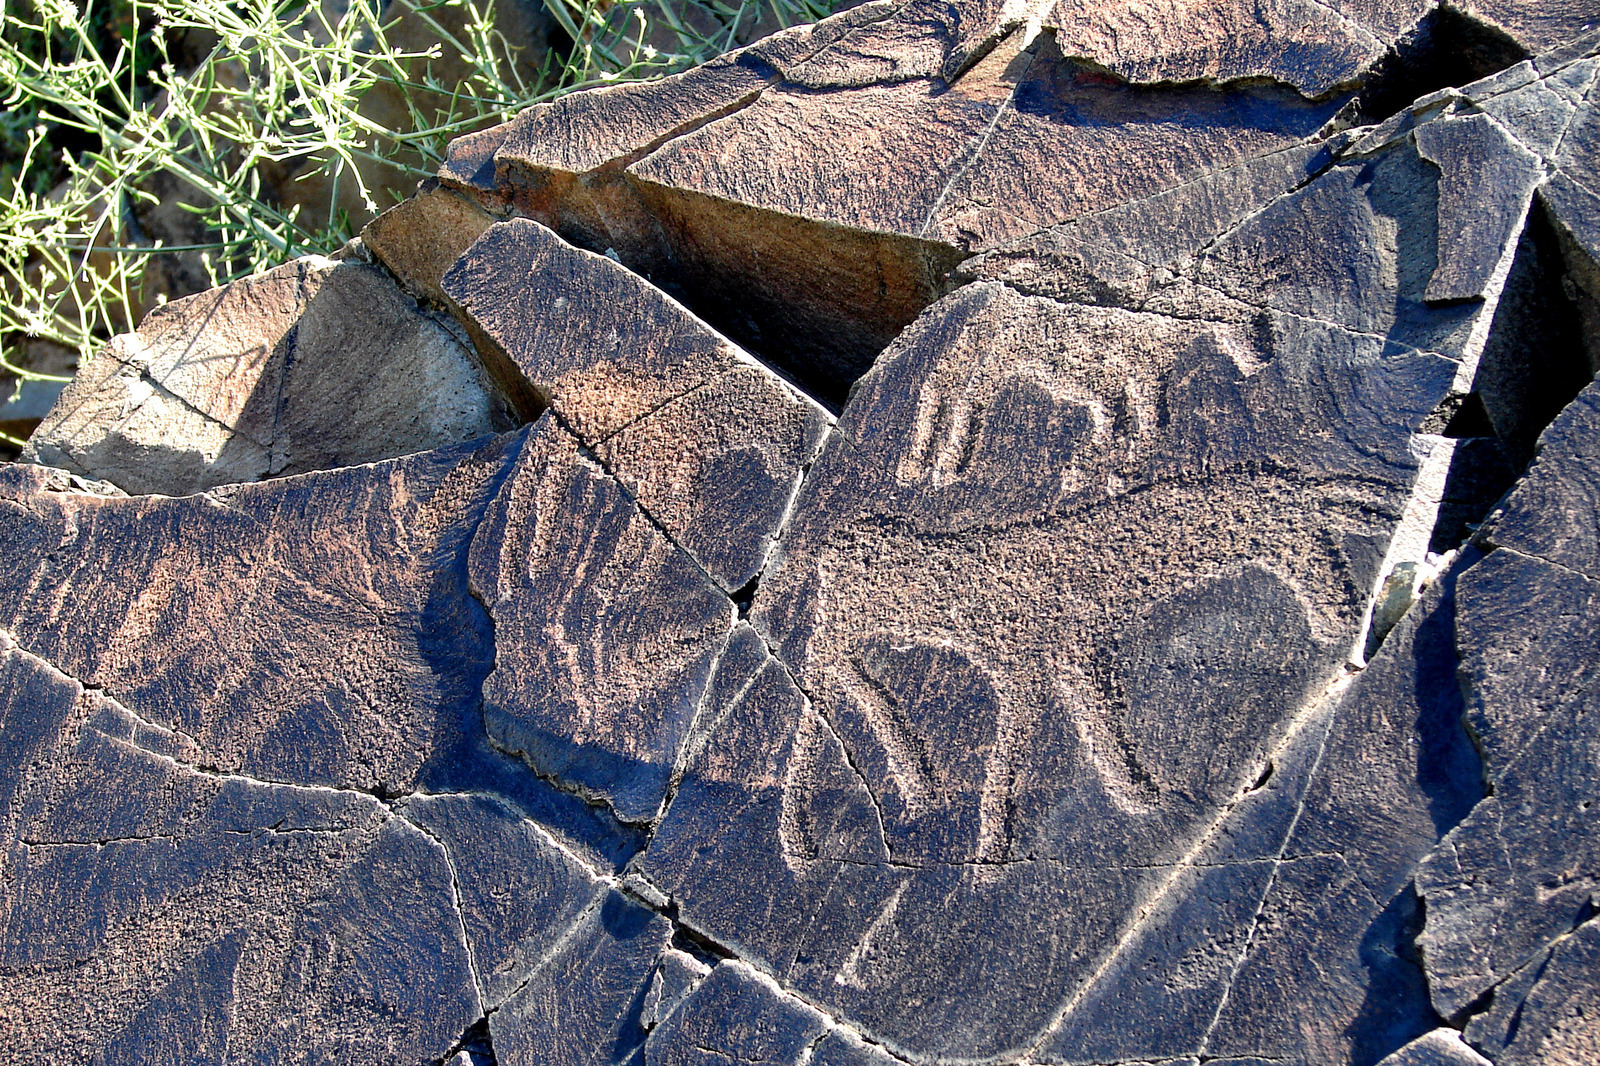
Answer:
467;417;735;823
25;255;512;496
4;2;1600;1063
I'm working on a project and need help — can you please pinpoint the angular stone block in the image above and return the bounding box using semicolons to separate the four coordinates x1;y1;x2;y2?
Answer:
490;890;675;1066
399;791;607;1007
25;256;511;496
597;362;830;592
643;962;828;1066
443;218;746;442
467;418;735;823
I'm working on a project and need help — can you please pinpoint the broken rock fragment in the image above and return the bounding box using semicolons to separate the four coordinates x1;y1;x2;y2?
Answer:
1377;1030;1494;1066
24;254;513;496
442;216;752;441
397;791;608;1008
363;179;501;309
594;363;829;591
444;216;830;590
642;961;829;1066
1413;381;1600;1045
1039;0;1430;96
0;445;652;1062
0;445;634;866
0;443;512;797
467;417;734;823
490;889;675;1066
1414;112;1544;303
0;639;479;1063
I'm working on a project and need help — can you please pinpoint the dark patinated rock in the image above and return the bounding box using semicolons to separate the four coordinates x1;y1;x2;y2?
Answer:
445;217;831;591
1037;0;1431;95
643;961;829;1066
397;791;608;1007
0;445;647;1061
443;217;749;441
637;44;1600;1058
467;417;734;823
1485;381;1600;573
593;363;829;591
1415;113;1543;303
489;890;674;1066
6;0;1600;1063
1452;0;1599;54
0;443;517;799
0;638;479;1063
1413;382;1600;1038
1376;1030;1494;1066
1460;916;1600;1066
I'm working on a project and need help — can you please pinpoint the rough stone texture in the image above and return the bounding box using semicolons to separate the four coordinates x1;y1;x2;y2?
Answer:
23;255;513;496
489;890;674;1066
1454;0;1600;54
6;1;1600;1064
467;417;734;823
1412;382;1600;1031
643;961;828;1066
444;217;831;590
364;180;501;308
639;116;1496;1050
1376;1030;1494;1066
1460;916;1600;1066
0;637;479;1063
1414;113;1543;303
594;363;830;591
443;217;754;442
1038;0;1432;95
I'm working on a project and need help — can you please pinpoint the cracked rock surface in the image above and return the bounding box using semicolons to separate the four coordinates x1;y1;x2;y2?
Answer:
3;1;1600;1064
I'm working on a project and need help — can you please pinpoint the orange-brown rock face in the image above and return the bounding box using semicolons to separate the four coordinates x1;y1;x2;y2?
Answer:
4;3;1600;1066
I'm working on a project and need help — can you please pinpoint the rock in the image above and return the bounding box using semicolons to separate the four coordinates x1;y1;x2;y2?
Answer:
642;47;1569;1059
1485;380;1600;574
1037;0;1431;96
642;948;713;1031
0;443;508;795
0;638;479;1064
1376;1030;1494;1066
444;217;831;590
1453;0;1600;54
24;255;514;496
642;961;829;1066
489;890;675;1066
443;216;750;439
452;0;1358;404
466;417;735;823
594;362;830;591
0;443;651;1061
363;180;501;309
1459;915;1600;1066
6;1;1600;1063
0;447;634;868
623;29;1344;391
1414;113;1543;303
397;791;608;1007
1413;383;1600;1031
